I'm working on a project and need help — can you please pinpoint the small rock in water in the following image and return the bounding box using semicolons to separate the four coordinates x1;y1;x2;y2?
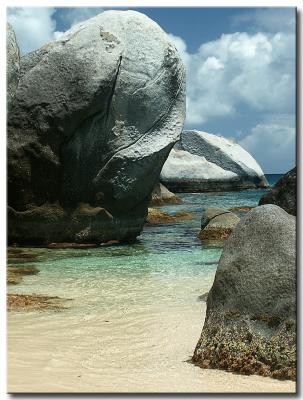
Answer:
197;292;208;302
150;183;183;206
228;206;254;212
146;208;193;224
7;272;23;285
47;243;98;249
8;266;39;275
7;294;72;311
100;240;120;247
198;207;240;240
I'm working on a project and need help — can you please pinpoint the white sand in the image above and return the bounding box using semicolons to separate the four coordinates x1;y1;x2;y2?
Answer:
7;299;295;393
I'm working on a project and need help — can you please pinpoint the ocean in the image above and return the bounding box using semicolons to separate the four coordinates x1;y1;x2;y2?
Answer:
8;174;294;392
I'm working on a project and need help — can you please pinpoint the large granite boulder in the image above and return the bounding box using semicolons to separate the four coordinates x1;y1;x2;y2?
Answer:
7;23;20;108
198;207;240;240
7;11;186;244
259;167;296;216
161;130;268;191
193;205;296;380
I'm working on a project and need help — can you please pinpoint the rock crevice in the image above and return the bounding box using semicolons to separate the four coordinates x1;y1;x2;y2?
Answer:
7;11;186;244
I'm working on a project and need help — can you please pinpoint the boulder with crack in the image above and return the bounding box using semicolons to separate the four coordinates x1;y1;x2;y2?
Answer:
7;11;186;244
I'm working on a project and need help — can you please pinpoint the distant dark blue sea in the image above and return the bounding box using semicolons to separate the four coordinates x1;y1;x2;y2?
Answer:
265;174;282;187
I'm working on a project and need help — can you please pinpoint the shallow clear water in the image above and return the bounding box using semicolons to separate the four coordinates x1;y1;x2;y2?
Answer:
8;175;294;393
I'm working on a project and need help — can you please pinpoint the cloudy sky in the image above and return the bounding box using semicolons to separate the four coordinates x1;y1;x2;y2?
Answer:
7;7;296;173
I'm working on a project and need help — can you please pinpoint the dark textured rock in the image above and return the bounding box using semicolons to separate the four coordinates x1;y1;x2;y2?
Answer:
193;205;296;380
198;291;209;302
7;11;186;244
198;207;240;240
259;167;296;216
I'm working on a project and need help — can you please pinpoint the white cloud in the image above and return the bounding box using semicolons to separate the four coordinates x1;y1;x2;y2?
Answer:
232;8;296;34
7;7;104;55
7;7;295;173
239;116;296;173
7;7;57;54
169;30;295;126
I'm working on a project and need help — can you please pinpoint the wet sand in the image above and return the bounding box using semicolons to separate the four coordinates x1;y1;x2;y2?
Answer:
7;295;295;393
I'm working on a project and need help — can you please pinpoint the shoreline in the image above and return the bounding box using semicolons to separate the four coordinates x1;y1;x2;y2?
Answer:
7;302;295;393
6;189;295;393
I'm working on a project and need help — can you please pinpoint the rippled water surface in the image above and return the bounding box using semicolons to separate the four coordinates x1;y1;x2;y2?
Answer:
8;175;295;392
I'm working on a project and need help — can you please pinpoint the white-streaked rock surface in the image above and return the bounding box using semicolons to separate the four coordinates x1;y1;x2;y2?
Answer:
7;11;186;244
7;23;20;108
181;130;264;177
161;148;237;183
161;130;268;191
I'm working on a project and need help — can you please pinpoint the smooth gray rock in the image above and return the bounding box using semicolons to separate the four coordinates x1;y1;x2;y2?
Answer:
259;167;296;216
161;130;268;191
150;183;182;206
7;23;20;108
7;11;186;244
200;207;232;230
193;205;296;380
198;207;240;240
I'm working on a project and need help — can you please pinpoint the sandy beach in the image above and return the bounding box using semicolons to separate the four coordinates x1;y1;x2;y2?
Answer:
7;286;295;393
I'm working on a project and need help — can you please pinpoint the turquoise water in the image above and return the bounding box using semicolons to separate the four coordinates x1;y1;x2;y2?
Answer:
9;175;279;313
8;175;288;392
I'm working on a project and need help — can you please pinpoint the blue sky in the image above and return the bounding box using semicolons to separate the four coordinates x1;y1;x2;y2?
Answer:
7;7;296;173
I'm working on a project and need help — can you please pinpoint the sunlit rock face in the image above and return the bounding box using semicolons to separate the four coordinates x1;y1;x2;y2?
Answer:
7;22;20;108
7;11;186;244
193;205;296;380
161;130;268;192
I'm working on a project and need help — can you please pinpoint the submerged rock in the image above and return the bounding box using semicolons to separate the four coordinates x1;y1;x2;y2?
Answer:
198;207;240;240
228;206;254;213
7;272;23;285
7;247;40;263
7;11;186;245
150;183;182;206
198;292;209;302
7;294;71;311
7;266;39;285
259;167;296;216
161;130;268;191
8;266;39;275
193;205;296;380
47;242;98;249
146;208;193;224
